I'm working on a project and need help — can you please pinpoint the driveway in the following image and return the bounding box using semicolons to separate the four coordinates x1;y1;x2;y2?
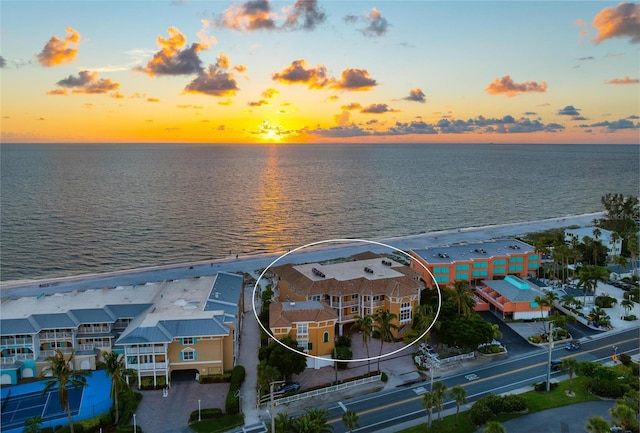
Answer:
134;380;230;433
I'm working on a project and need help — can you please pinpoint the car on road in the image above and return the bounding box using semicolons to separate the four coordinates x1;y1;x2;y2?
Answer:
565;340;581;351
550;359;562;371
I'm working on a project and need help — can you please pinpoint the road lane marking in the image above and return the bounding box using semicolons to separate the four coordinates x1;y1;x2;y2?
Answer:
338;401;347;413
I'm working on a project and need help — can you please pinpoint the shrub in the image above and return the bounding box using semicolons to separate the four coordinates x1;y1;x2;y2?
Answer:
190;408;223;422
595;295;617;308
199;372;232;384
336;335;352;348
587;378;628;398
334;345;352;370
623;315;637;321
532;381;558;392
225;365;245;415
380;372;388;382
55;424;84;433
620;353;632;366
469;394;529;425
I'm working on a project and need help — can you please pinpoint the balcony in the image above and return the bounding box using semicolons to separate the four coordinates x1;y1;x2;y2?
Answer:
129;362;168;371
1;353;35;364
77;326;111;335
126;346;166;355
1;337;34;346
39;347;74;357
76;343;95;351
39;331;73;340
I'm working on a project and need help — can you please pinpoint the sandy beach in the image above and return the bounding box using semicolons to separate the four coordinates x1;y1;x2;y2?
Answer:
0;212;604;295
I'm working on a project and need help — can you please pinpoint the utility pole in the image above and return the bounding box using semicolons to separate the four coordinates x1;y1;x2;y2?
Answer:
546;321;554;392
269;380;285;433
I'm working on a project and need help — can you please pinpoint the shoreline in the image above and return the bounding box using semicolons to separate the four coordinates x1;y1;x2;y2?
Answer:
0;211;603;290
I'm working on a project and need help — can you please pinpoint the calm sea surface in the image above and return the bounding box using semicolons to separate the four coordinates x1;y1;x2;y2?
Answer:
1;143;638;281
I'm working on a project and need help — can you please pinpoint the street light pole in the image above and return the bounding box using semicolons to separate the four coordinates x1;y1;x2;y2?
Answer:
270;380;285;433
198;399;201;422
546;321;554;392
133;413;137;432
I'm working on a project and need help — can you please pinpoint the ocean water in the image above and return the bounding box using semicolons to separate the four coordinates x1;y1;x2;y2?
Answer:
1;143;638;281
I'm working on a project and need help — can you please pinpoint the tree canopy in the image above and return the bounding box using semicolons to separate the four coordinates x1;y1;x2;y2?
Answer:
258;336;307;381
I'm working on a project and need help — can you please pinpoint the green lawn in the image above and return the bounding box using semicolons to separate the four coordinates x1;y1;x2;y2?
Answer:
399;376;600;433
189;414;244;433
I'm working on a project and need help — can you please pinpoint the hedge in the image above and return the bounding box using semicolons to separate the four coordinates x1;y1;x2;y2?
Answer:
225;365;245;415
190;408;224;422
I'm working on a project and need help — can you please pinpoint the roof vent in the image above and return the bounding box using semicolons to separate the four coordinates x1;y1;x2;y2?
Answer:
312;267;326;278
364;267;374;274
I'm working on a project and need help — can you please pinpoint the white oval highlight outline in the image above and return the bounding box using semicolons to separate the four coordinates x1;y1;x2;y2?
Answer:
251;238;442;364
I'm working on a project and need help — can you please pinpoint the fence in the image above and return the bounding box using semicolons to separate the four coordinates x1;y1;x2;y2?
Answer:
259;374;382;407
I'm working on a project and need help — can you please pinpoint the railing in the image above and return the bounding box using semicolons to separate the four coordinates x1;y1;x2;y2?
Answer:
260;374;382;407
330;299;359;308
129;362;168;371
76;343;95;351
0;353;35;364
126;346;166;354
438;351;475;365
0;337;33;346
39;332;73;340
39;347;74;357
77;326;110;334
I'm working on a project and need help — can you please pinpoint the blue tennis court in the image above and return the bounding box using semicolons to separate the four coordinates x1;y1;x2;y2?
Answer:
1;387;83;430
0;369;112;433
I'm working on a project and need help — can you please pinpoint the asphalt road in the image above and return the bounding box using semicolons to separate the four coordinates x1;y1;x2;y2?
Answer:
308;327;640;433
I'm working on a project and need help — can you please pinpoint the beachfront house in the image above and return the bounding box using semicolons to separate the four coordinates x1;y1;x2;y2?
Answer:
0;273;243;387
474;275;550;320
269;300;339;369
409;239;541;289
564;226;622;257
270;252;423;350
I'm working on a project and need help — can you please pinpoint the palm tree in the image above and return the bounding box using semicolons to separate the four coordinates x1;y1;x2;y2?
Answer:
431;381;447;422
449;385;467;426
534;295;550;335
561;358;579;396
353;314;374;373
612;254;628;274
577;266;596;306
341;409;359;433
412;304;436;343
588;307;610;328
23;416;43;433
41;349;91;433
490;323;503;341
592;228;602;266
609;400;637;431
620;299;634;317
450;281;474;317
103;351;135;424
484;420;506;433
274;412;293;433
421;391;435;430
292;408;333;433
372;309;398;372
585;415;611;433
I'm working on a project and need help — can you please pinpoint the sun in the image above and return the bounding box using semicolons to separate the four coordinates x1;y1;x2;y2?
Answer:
260;120;283;142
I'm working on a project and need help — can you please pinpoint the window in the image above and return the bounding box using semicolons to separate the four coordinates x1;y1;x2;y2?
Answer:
350;306;358;313
433;267;449;274
455;264;469;270
297;323;308;336
182;350;195;361
455;273;468;280
182;337;195;345
508;265;523;272
352;293;359;299
472;262;488;268
508;257;523;263
323;332;329;343
493;259;506;265
399;302;412;323
311;294;321;302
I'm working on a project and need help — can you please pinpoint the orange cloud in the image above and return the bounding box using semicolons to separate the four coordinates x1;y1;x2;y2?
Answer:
605;76;640;84
49;70;120;96
485;75;547;97
340;102;362;110
136;27;206;76
183;65;239;96
37;27;81;67
592;3;640;44
331;68;377;91
216;0;276;31
272;59;329;89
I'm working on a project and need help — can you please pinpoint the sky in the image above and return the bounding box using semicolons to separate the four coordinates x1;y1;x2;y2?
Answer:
1;1;639;144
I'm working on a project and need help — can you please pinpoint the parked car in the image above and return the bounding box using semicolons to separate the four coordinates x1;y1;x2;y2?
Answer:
565;341;581;351
275;382;300;396
550;360;562;371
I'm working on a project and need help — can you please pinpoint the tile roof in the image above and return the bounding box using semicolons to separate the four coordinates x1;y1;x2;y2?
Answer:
412;239;535;264
269;301;338;328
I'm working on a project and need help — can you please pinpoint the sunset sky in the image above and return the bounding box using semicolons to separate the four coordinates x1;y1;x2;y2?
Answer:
1;1;639;144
